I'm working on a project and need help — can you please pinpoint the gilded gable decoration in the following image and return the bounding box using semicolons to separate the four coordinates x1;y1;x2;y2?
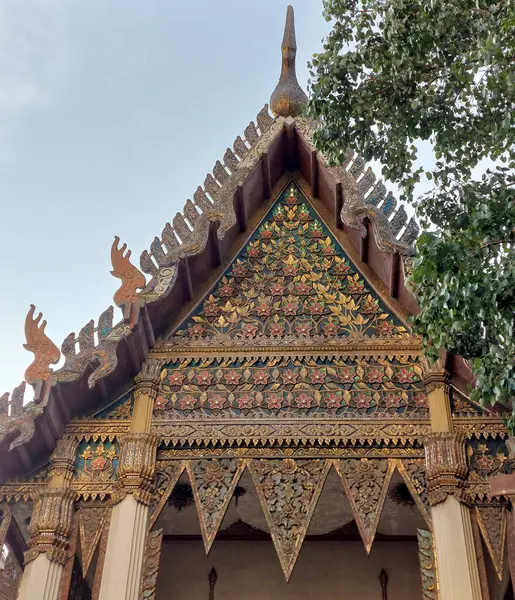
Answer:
149;461;185;530
474;504;506;579
78;504;110;576
396;458;431;527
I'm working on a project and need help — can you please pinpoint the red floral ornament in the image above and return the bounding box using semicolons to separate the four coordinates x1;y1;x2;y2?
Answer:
366;367;385;384
154;395;168;410
322;245;335;256
310;227;323;239
256;302;272;317
208;394;225;410
295;322;312;336
179;396;197;410
260;228;273;239
283;264;298;276
307;301;324;315
347;281;365;294
337;367;356;383
268;322;285;337
396;368;415;384
204;303;220;317
310;369;326;384
295;393;313;409
91;457;107;470
362;299;380;314
384;392;402;408
265;393;282;409
168;372;185;386
295;282;311;295
283;301;299;316
188;324;206;338
252;369;270;385
334;263;350;276
241;323;259;338
270;283;286;296
282;370;299;385
355;392;372;409
376;320;395;336
323;321;339;336
248;246;260;258
285;192;298;205
236;394;254;409
224;370;242;385
297;208;310;221
219;284;235;297
232;264;247;278
414;393;428;407
324;393;342;409
196;371;214;385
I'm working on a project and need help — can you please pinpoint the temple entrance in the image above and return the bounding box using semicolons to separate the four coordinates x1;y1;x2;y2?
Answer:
153;467;426;599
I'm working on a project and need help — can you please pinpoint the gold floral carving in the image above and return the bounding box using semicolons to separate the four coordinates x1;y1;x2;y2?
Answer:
139;529;163;600
116;433;158;505
396;459;431;527
91;510;111;600
249;458;330;581
78;504;110;576
24;304;61;385
149;461;185;530
424;432;468;506
111;236;146;310
25;487;75;565
417;528;439;599
475;505;506;579
187;459;245;553
335;458;394;553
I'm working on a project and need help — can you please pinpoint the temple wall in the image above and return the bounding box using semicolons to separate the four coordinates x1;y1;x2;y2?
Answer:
157;540;421;599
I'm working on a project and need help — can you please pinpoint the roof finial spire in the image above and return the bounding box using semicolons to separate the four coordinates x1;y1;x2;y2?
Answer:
270;5;308;118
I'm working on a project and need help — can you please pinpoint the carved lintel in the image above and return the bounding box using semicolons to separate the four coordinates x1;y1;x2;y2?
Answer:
115;433;158;505
48;436;78;484
25;487;75;565
424;432;468;506
134;359;165;401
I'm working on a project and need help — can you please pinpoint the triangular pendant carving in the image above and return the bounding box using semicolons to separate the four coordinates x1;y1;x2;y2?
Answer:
169;181;408;347
149;461;185;530
475;505;506;579
78;505;110;576
335;458;394;553
249;458;330;581
187;458;245;553
397;459;431;527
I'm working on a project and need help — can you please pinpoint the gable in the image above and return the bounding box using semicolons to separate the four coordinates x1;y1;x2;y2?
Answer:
169;180;408;347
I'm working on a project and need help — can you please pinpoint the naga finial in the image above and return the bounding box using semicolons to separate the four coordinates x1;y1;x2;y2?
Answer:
111;236;146;308
270;5;308;118
24;305;61;384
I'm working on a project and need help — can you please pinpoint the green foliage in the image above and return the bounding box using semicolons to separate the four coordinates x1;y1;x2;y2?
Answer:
308;0;515;426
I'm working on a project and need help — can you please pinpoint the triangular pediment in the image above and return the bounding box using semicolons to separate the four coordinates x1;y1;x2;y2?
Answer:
168;180;408;346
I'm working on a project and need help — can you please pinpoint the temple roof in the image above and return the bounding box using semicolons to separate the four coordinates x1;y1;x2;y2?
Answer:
0;5;477;482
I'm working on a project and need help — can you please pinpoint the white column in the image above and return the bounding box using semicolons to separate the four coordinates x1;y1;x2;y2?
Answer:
98;495;149;600
17;554;63;600
432;496;482;600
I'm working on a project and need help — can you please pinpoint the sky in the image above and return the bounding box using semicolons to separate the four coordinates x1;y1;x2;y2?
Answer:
0;0;333;399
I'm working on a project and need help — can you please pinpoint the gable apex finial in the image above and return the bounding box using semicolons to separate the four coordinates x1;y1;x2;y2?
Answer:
270;5;308;118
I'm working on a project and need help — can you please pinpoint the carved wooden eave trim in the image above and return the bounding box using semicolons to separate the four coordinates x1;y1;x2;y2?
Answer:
1;102;473;484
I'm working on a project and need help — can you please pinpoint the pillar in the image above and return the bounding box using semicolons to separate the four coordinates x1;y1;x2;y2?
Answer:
17;437;77;600
423;357;483;600
98;358;161;600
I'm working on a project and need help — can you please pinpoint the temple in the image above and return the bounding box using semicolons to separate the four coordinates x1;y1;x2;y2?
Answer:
0;6;513;600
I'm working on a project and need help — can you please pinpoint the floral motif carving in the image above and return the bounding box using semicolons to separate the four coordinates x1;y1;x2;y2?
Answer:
249;458;330;580
78;504;110;576
335;458;394;553
170;183;409;347
139;529;163;600
76;441;119;483
187;459;245;553
417;529;439;599
475;505;506;579
149;461;185;530
155;355;427;420
23;304;61;385
397;459;431;527
467;438;512;480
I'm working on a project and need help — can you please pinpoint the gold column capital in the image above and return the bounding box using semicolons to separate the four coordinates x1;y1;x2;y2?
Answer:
421;354;450;393
48;436;78;486
134;358;165;400
115;433;158;506
25;487;75;566
424;431;468;506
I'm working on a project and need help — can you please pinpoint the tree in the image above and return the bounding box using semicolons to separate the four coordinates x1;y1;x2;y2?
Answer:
308;0;515;426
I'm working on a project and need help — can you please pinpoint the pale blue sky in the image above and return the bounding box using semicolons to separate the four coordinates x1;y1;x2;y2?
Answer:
0;1;331;398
